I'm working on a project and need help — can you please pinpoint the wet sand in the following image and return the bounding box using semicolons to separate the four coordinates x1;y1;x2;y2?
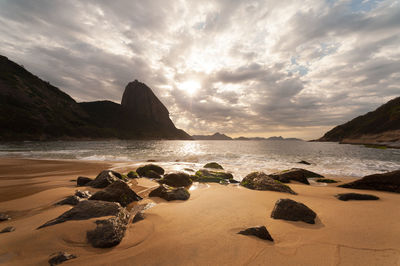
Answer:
0;158;399;265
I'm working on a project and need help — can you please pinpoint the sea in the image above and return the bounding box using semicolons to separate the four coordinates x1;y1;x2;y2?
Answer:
0;140;399;180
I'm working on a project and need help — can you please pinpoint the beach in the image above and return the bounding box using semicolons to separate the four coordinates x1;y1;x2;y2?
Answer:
0;158;399;265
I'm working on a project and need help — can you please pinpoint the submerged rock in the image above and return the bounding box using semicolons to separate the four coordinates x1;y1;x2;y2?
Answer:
75;190;92;198
136;164;164;177
203;162;224;170
48;252;77;266
56;195;82;206
159;172;193;187
0;226;15;233
87;170;124;188
335;193;379;201
269;168;323;185
89;180;142;207
76;176;93;186
338;170;400;193
194;169;233;183
38;200;128;229
238;226;273;241
87;214;130;248
149;184;190;201
127;171;139;179
0;213;10;222
271;198;316;224
240;172;297;194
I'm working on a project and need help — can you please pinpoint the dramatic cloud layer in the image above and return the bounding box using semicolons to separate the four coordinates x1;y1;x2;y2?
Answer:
0;0;399;139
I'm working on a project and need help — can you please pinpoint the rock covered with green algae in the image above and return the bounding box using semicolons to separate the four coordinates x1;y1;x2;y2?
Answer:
193;169;234;183
149;184;190;201
136;164;164;178
269;168;323;185
159;172;193;187
203;162;224;170
240;172;297;194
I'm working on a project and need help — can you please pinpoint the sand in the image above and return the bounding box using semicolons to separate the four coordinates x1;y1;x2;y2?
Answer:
0;158;399;266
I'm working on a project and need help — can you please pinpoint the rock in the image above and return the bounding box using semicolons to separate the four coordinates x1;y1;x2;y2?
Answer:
136;164;164;177
194;169;233;183
38;200;128;229
147;159;156;162
87;214;130;248
56;195;82;206
315;178;338;183
271;198;316;224
184;168;194;172
335;193;380;201
229;179;240;184
338;170;400;193
76;176;93;186
149;184;190;201
127;171;139;179
144;170;162;179
240;172;297;194
132;212;145;224
203;162;224;170
48;252;77;266
238;226;273;241
269;168;323;185
298;160;311;165
0;226;15;233
89;180;142;207
87;170;124;188
159;172;193;187
75;190;92;198
0;213;10;221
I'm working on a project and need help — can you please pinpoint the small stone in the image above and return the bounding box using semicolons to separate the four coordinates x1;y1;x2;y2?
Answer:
298;160;311;165
0;213;10;222
335;193;379;201
238;226;273;241
76;176;93;186
1;226;15;233
48;251;77;266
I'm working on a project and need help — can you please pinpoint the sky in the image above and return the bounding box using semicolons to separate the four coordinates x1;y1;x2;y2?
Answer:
0;0;399;140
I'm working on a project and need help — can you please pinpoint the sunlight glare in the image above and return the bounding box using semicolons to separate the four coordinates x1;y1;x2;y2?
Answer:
179;80;201;96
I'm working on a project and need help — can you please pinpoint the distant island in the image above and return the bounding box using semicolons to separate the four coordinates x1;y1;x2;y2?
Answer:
318;96;400;148
0;55;191;140
192;133;303;141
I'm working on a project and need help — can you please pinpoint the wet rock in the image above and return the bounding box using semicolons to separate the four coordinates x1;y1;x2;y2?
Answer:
238;226;273;241
127;171;139;179
203;162;224;170
229;179;240;184
38;200;128;229
87;214;130;248
132;212;145;224
335;193;379;201
298;160;311;165
147;159;156;162
1;226;15;233
315;178;338;183
48;252;77;266
338;170;400;193
77;176;93;186
144;170;162;179
269;168;323;185
149;184;190;201
56;195;82;206
75;190;92;198
184;168;194;172
159;172;193;187
0;213;10;222
87;170;124;188
194;169;233;183
240;172;297;194
271;198;316;224
136;164;164;177
89;180;142;207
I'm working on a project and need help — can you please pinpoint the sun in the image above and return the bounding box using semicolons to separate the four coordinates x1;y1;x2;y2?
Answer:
178;80;201;96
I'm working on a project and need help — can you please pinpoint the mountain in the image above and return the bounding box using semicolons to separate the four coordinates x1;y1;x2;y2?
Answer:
318;96;400;147
234;136;303;141
0;55;191;140
192;132;232;140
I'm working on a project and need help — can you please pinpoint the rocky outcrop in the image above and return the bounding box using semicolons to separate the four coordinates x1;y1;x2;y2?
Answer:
271;198;316;224
48;252;77;266
203;162;224;169
136;164;164;178
1;226;15;233
269;168;323;185
77;176;93;186
87;170;123;188
89;180;142;206
149;184;190;201
240;172;296;194
238;226;273;241
194;169;233;183
159;172;193;187
338;170;400;193
335;193;379;201
87;214;130;248
38;200;128;229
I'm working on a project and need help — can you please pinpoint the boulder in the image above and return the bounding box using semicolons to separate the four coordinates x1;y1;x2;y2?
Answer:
136;164;164;177
159;172;193;187
38;200;128;229
127;171;139;179
144;170;162;179
315;178;337;183
0;213;10;221
194;169;233;183
89;180;142;207
87;214;130;248
338;170;400;193
203;162;224;170
240;172;297;194
56;195;82;206
335;193;379;201
238;226;273;241
0;226;15;233
76;176;93;186
75;190;91;198
87;170;124;188
149;184;190;201
48;252;77;266
271;198;316;224
269;168;323;185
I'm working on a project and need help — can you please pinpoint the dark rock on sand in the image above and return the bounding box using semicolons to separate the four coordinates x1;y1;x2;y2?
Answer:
238;226;273;241
38;200;128;229
132;212;145;224
87;170;124;188
269;168;323;185
0;213;10;221
144;170;162;179
48;252;77;266
338;170;400;193
159;172;193;187
89;180;142;207
127;171;139;179
229;179;240;184
194;169;233;183
77;176;93;186
149;184;190;201
87;214;130;248
136;164;165;177
335;193;380;201
1;226;15;233
203;162;224;170
315;178;337;183
56;195;82;206
75;190;92;198
298;160;311;165
240;172;297;194
271;198;316;224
